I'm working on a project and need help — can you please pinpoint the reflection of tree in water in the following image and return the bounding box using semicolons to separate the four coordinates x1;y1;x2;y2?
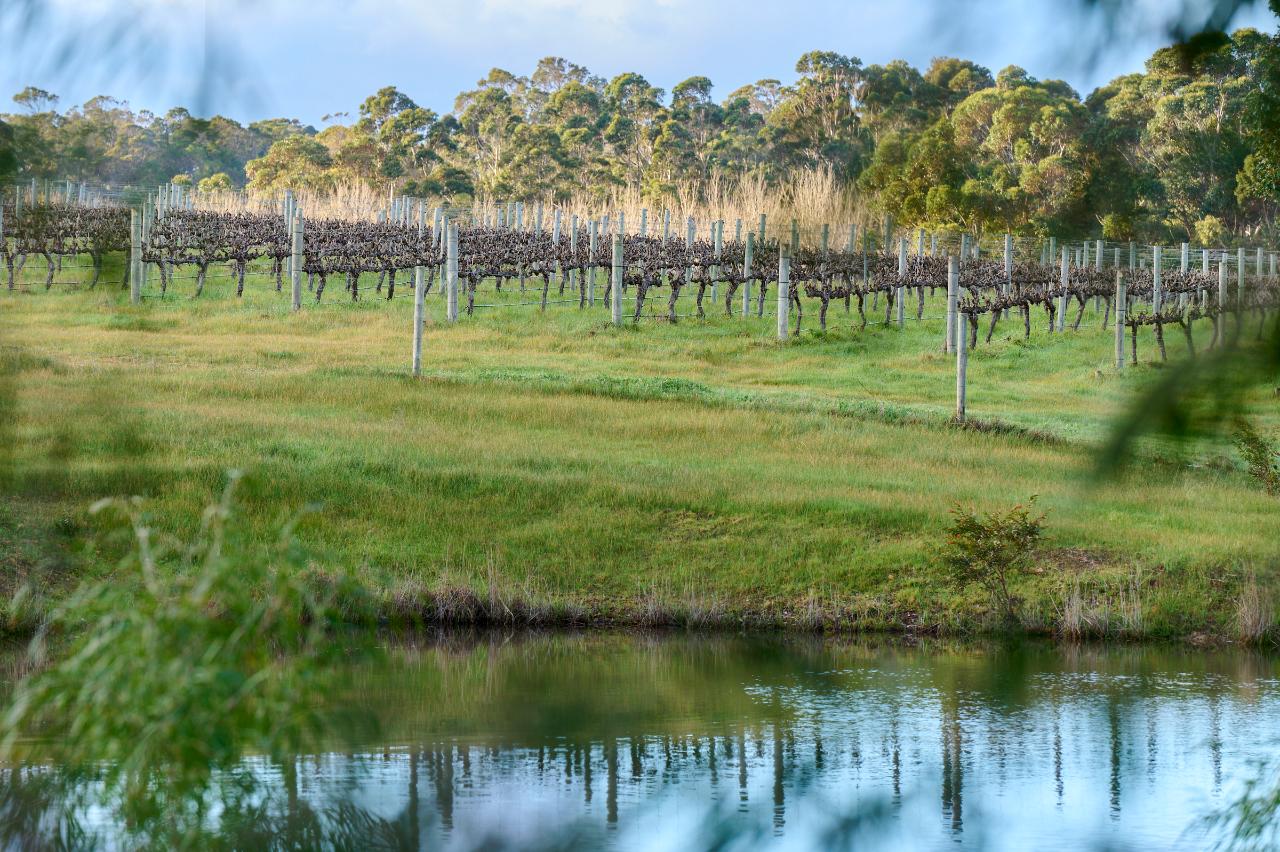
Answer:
299;637;1279;848
5;633;1278;848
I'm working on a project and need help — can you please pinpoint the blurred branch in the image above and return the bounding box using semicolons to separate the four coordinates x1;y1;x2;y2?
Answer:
1099;325;1280;474
0;0;256;116
942;0;1270;85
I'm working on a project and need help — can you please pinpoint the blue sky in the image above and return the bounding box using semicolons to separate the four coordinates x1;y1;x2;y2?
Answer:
3;0;1276;125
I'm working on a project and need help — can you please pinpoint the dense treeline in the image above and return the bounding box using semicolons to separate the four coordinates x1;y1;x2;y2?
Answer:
2;26;1279;245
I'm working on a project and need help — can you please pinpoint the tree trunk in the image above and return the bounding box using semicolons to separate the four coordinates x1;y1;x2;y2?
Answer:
1180;319;1196;358
1071;296;1087;331
632;281;650;323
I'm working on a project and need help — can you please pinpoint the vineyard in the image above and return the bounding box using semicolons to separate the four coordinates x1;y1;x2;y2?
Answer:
5;195;1280;387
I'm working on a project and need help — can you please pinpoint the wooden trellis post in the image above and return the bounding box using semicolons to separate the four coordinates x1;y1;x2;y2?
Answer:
956;308;968;422
945;255;959;354
412;261;426;376
685;216;696;312
130;208;142;304
1114;270;1127;370
588;219;598;307
611;234;624;325
712;220;723;306
1237;247;1246;321
569;214;579;305
777;246;791;341
290;210;303;312
896;237;907;327
1219;260;1229;341
446;222;459;322
1056;247;1068;331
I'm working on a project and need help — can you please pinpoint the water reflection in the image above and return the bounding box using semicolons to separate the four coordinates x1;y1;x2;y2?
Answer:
7;633;1280;850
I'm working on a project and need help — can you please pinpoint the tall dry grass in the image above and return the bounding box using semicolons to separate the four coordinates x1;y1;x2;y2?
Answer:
584;166;868;244
1237;573;1273;644
194;182;397;222
194;168;871;244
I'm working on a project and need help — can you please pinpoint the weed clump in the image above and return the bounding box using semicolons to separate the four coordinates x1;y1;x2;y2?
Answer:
1234;419;1280;496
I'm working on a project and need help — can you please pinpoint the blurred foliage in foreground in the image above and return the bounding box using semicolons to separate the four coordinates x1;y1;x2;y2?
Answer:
0;472;379;848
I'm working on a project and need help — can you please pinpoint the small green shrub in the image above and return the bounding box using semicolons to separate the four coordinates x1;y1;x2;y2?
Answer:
1235;419;1280;496
941;498;1045;627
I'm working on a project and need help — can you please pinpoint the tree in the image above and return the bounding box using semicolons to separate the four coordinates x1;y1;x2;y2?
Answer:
198;172;233;193
12;86;57;114
601;73;665;191
765;52;865;178
244;135;335;193
859;60;944;141
454;72;526;195
923;57;994;110
0;119;17;181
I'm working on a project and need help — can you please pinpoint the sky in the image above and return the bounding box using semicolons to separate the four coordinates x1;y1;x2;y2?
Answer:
2;0;1277;126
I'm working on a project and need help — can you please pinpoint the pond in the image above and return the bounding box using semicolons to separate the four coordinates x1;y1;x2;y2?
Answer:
8;632;1280;849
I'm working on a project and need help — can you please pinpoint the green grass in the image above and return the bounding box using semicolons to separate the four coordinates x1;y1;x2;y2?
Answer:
2;261;1278;638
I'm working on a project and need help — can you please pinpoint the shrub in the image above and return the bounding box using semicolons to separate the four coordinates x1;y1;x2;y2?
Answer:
941;497;1045;626
1101;213;1135;242
197;172;233;194
1194;214;1225;246
1234;419;1280;496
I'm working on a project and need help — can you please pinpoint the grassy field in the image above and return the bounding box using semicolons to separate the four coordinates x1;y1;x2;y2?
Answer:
2;260;1279;639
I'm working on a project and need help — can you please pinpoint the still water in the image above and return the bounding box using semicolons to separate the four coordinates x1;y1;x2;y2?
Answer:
17;633;1280;849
